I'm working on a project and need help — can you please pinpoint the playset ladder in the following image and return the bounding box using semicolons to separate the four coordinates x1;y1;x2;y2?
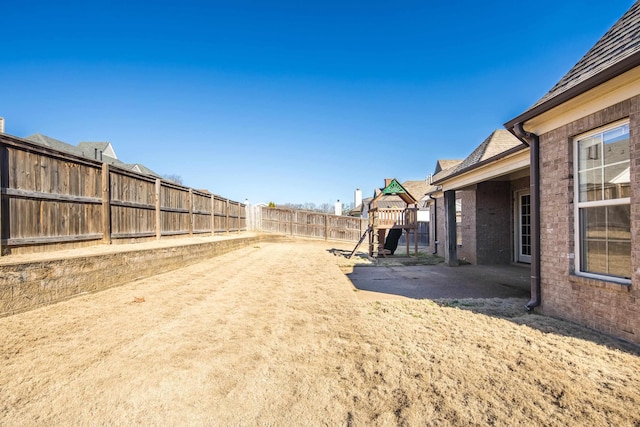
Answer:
348;226;372;259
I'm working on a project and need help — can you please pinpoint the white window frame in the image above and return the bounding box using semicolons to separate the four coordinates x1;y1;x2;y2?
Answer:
514;189;532;264
573;119;631;284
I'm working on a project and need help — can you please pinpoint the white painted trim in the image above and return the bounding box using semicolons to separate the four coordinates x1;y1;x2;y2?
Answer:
515;190;532;264
573;120;631;282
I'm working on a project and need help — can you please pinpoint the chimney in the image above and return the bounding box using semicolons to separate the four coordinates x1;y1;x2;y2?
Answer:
384;178;393;187
354;188;362;208
0;117;4;133
334;200;342;216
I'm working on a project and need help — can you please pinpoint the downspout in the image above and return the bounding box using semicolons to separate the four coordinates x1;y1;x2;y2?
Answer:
513;123;541;310
431;195;438;254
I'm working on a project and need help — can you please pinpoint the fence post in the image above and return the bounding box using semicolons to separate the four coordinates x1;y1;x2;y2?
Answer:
155;179;161;240
226;199;230;234
101;163;111;244
290;210;294;236
188;189;193;237
324;214;328;241
0;145;5;256
210;194;215;236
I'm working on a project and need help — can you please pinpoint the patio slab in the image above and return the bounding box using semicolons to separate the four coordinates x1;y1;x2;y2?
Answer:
345;262;531;301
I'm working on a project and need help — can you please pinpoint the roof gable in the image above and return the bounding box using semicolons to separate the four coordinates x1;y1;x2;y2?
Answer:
434;159;462;175
77;142;118;160
371;178;417;206
454;130;524;173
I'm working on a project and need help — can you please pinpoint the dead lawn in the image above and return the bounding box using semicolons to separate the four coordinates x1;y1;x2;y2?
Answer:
1;240;639;426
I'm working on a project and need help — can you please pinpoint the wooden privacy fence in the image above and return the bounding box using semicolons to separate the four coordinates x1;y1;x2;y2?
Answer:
0;133;246;255
259;206;367;242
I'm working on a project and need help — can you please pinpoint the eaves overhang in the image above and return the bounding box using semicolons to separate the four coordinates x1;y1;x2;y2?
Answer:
432;146;530;192
504;50;640;131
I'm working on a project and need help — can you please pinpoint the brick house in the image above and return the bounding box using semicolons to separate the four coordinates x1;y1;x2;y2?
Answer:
428;131;528;266
503;3;640;343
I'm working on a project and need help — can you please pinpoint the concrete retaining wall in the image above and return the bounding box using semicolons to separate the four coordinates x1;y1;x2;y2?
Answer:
0;234;287;317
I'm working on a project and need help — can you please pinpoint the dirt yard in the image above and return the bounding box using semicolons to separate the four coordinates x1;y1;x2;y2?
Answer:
1;240;639;426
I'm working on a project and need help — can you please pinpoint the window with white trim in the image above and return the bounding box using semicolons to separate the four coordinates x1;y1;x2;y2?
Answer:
575;121;631;281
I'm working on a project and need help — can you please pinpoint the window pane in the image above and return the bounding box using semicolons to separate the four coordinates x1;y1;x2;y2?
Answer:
580;205;631;278
578;169;603;202
604;163;630;199
577;123;629;202
578;135;602;171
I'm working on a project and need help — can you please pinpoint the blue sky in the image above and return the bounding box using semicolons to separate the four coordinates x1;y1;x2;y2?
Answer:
1;1;635;207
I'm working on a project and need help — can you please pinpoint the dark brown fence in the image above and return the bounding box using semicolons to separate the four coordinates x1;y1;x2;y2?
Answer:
259;206;367;242
0;133;246;255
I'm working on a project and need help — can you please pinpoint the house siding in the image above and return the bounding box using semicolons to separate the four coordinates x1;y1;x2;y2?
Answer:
538;96;640;344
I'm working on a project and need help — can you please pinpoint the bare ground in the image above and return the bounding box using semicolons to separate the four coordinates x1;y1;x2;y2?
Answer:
1;240;639;426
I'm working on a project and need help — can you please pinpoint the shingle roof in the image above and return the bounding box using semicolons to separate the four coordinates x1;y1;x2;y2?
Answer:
128;163;162;179
77;142;114;160
508;2;640;126
434;159;462;175
401;180;430;200
431;160;462;183
25;133;85;157
25;134;160;179
533;3;640;109
453;130;524;173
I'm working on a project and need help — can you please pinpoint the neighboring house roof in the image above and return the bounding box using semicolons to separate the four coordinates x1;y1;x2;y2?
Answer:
77;142;117;160
128;163;162;179
430;160;462;184
506;2;640;128
25;133;160;179
25;133;85;157
434;159;462;175
401;180;430;201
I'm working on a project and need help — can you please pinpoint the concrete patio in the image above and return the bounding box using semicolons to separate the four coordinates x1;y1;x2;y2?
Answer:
345;260;531;301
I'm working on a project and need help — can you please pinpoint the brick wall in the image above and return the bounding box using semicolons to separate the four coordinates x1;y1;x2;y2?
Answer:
538;96;640;344
475;181;512;264
458;189;477;264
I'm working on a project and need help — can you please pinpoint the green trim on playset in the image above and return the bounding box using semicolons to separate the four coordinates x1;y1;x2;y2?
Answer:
382;179;405;195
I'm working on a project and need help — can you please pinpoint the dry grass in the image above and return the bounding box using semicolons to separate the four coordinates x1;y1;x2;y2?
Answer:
1;240;639;426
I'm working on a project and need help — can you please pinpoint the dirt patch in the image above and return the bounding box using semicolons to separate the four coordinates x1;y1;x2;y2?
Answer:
1;240;639;425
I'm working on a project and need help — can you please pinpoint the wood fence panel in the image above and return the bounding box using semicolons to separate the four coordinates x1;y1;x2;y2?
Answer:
327;215;364;241
3;145;103;252
228;201;244;232
0;134;247;255
259;207;365;241
213;196;228;233
260;207;292;234
159;183;190;236
192;191;212;234
109;170;156;239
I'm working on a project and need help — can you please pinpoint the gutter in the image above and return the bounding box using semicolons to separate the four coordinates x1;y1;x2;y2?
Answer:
511;123;541;310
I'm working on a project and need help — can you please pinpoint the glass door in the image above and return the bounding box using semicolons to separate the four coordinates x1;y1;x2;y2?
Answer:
517;192;532;263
